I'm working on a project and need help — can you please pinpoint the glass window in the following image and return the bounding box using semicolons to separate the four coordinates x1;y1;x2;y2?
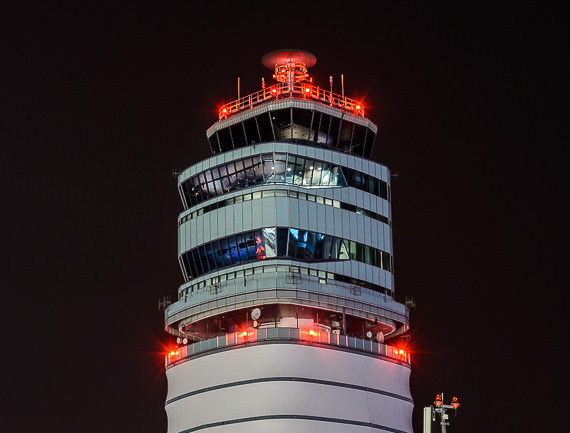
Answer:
322;236;333;259
320;162;331;186
218;127;233;152
205;242;217;271
198;245;210;274
303;159;314;186
212;240;224;268
191;249;203;275
243;117;260;145
305;231;316;259
271;109;292;140
274;153;287;183
236;233;249;262
317;113;331;144
339;240;350;260
219;238;231;267
314;233;325;259
364;129;376;158
227;236;240;264
338;120;353;152
257;112;275;142
262;154;275;182
312;161;323;185
329;116;341;147
286;155;296;183
263;227;276;258
276;228;288;257
245;232;257;260
208;132;220;153
352;124;367;155
293;157;305;185
292;108;312;140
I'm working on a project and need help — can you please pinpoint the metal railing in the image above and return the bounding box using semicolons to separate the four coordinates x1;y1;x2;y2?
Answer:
166;327;410;368
218;82;365;120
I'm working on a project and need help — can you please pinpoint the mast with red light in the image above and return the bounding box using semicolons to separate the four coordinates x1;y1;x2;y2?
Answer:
424;393;461;433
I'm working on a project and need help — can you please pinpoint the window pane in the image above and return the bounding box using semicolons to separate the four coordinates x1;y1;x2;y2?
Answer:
218;127;233;152
262;154;274;182
338;120;353;152
257;112;274;142
292;108;312;140
198;245;210;273
192;249;203;275
329;116;341;147
286;155;295;183
305;231;316;260
208;133;220;153
228;236;240;264
245;232;257;260
277;228;288;257
236;233;249;262
274;153;287;183
219;238;232;267
271;109;292;140
205;242;217;271
303;159;314;186
293;157;305;185
339;240;350;260
322;235;333;260
212;241;224;268
317;113;331;144
312;161;323;185
263;227;277;258
243;117;260;145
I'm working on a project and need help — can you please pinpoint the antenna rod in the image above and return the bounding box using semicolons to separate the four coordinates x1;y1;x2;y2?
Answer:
329;75;333;93
341;74;344;99
237;76;241;100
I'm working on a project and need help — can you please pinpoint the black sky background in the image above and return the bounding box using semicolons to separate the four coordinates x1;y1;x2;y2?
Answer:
2;1;566;432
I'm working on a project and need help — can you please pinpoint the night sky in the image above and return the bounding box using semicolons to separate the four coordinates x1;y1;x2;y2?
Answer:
2;2;565;432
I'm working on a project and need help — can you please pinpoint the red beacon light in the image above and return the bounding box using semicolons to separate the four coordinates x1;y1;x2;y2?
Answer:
434;394;443;407
241;331;248;337
451;396;460;409
308;329;315;336
355;104;361;110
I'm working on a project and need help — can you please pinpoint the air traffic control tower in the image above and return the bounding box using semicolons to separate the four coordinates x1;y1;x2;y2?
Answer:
163;50;413;433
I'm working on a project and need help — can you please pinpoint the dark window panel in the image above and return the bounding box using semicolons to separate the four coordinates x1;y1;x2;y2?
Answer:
364;129;376;158
329;116;341;147
208;132;221;154
317;113;331;144
243;117;260;145
218;127;233;152
257;112;275;142
230;123;247;148
219;238;232;266
192;249;203;275
227;236;240;264
292;108;312;140
338;120;353;152
352;124;367;156
276;228;288;257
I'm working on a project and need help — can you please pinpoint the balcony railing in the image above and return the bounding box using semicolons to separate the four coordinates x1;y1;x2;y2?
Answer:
218;82;365;121
166;327;409;368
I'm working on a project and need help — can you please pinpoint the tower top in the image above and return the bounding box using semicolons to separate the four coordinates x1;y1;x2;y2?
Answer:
262;49;317;84
261;49;317;69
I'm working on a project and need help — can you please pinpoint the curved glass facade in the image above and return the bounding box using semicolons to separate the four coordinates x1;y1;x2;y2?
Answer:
208;108;376;157
180;227;393;280
180;152;389;208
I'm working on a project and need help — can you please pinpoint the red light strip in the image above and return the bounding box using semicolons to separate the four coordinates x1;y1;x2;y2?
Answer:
219;82;365;120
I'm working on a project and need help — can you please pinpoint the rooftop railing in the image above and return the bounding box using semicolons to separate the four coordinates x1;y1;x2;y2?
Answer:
166;327;409;368
218;82;365;121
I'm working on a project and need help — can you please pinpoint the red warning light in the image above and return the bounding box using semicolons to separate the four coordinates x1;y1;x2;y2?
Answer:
356;104;361;110
399;349;404;355
241;331;248;337
451;396;460;409
305;87;311;93
308;330;315;336
170;351;175;356
434;394;443;407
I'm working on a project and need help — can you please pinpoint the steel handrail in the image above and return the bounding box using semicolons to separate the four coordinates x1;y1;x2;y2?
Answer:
219;82;365;120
